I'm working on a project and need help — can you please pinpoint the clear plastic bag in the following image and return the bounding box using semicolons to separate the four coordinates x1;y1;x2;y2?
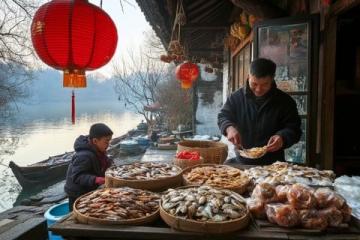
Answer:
275;185;291;202
287;183;316;210
247;198;266;219
314;187;345;209
319;207;343;227
340;203;352;223
265;203;299;227
251;182;278;203
299;209;328;230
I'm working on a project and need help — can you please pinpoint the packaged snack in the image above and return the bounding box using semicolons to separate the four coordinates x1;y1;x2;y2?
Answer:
299;209;328;230
247;198;266;219
266;203;299;227
287;184;316;210
251;182;278;203
314;187;345;209
319;207;343;227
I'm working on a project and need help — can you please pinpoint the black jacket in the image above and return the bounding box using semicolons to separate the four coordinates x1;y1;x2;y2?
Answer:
218;82;302;165
64;135;112;198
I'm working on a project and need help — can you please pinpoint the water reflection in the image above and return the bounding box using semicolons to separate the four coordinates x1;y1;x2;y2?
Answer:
0;100;143;212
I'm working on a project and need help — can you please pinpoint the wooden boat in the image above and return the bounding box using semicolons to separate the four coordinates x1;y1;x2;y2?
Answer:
9;135;127;191
9;152;74;190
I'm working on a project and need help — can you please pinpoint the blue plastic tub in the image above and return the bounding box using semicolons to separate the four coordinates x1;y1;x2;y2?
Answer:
44;201;69;240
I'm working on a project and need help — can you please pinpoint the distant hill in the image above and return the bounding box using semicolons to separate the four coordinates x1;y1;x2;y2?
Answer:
28;69;119;103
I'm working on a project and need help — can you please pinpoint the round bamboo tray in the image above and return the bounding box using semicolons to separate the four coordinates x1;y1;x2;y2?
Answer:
177;140;228;164
73;189;160;225
159;186;250;233
173;156;204;169
182;164;250;194
105;164;183;192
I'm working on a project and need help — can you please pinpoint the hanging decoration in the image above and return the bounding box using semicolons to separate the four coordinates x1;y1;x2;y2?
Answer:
160;0;186;64
230;12;259;42
31;0;118;123
175;61;199;89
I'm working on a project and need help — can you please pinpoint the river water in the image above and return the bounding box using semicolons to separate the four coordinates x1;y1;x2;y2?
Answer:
0;100;143;212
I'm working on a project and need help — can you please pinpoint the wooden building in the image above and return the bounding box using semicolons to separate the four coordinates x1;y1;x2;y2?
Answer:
136;0;360;174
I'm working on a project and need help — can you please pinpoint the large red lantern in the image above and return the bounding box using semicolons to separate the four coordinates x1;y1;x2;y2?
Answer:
31;0;118;88
175;62;199;89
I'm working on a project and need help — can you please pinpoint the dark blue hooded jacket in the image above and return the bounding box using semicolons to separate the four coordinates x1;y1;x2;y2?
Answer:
64;135;112;198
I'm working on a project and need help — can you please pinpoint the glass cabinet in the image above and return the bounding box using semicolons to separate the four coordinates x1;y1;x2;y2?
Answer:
253;16;318;164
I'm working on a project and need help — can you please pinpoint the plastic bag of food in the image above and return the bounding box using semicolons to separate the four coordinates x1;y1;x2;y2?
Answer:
251;182;278;203
299;209;328;230
287;184;316;210
340;203;352;222
319;207;343;227
275;185;291;202
247;198;266;219
265;203;299;227
314;187;345;209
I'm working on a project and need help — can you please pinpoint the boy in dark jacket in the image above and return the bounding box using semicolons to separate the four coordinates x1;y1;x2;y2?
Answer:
218;58;302;165
64;123;113;211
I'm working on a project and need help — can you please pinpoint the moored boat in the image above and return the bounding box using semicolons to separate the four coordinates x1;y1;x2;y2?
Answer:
9;134;127;191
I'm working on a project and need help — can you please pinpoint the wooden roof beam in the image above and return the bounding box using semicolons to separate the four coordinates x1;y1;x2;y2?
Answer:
230;0;287;19
182;24;228;30
188;48;223;54
190;1;225;23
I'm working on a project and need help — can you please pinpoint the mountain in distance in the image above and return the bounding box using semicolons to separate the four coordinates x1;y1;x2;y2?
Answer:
28;69;120;104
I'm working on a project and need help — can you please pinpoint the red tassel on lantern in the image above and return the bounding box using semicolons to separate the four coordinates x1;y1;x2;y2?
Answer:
71;90;76;124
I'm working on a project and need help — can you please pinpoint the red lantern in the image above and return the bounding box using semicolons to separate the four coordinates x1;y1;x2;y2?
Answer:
31;0;118;88
175;61;199;89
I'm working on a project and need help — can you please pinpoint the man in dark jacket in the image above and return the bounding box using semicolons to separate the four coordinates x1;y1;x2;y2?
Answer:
218;58;302;165
64;123;113;210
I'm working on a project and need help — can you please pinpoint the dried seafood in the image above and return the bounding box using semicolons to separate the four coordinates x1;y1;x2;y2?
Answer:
161;186;248;222
183;165;250;189
244;161;335;186
106;162;181;180
238;146;267;159
75;188;160;221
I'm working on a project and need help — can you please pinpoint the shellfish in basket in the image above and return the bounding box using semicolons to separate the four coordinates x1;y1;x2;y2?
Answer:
106;162;181;180
160;186;250;233
105;162;183;191
73;187;160;225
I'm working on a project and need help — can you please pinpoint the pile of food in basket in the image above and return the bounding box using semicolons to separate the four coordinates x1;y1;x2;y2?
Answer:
70;140;357;234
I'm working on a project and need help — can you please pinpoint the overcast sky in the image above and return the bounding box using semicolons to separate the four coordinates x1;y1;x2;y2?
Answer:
88;0;152;77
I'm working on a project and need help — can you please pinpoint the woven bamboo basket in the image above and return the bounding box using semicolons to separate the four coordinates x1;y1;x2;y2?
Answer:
182;164;250;194
173;156;204;169
177;140;228;164
73;189;160;225
159;186;250;233
105;164;183;192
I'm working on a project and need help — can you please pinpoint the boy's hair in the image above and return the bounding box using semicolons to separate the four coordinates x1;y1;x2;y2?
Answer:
89;123;113;139
250;58;277;78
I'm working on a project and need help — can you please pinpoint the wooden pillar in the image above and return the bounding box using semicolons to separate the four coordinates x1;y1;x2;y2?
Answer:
321;16;337;170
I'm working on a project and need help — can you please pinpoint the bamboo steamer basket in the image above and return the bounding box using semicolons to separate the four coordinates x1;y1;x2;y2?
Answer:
173;156;204;169
73;189;160;225
105;163;183;192
159;186;250;233
177;140;228;164
182;164;250;194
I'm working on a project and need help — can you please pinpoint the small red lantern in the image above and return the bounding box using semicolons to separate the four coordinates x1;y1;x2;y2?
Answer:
175;61;199;89
31;0;118;88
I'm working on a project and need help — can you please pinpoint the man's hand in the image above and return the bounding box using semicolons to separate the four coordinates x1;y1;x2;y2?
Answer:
95;177;105;185
266;135;284;152
226;126;242;147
